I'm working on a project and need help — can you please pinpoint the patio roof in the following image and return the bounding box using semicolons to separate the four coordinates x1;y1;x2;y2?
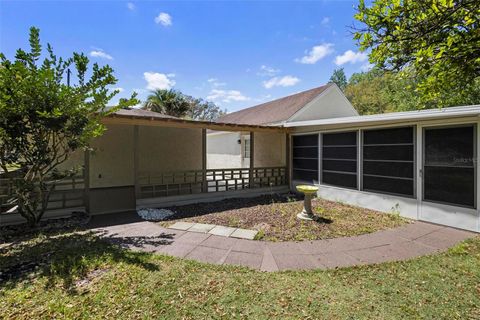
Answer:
103;108;289;133
285;105;480;128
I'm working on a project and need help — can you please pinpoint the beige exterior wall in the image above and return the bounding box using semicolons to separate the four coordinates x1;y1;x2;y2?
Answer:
207;131;243;169
57;149;85;173
89;124;134;188
138;125;202;176
253;131;286;167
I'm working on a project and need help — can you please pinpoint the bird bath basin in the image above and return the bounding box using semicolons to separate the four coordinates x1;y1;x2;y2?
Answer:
296;185;319;221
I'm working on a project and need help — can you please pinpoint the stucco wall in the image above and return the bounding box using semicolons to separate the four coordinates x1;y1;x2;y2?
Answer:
89;124;134;188
253;132;286;167
207;131;243;169
138;126;202;176
57;149;85;173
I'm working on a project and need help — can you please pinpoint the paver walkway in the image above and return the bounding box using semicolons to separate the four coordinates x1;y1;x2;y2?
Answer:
87;212;475;271
169;221;258;239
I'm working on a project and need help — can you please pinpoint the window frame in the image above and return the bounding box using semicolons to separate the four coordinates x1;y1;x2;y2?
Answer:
320;130;359;190
360;125;417;199
243;138;251;159
291;133;319;183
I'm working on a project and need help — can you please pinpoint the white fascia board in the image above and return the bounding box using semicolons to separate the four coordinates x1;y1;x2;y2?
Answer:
284;105;480;128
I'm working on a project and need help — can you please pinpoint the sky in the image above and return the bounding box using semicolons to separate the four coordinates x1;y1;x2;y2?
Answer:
0;0;372;112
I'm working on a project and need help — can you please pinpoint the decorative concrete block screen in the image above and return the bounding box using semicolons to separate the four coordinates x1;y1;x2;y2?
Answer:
292;134;318;183
362;126;415;197
321;131;358;189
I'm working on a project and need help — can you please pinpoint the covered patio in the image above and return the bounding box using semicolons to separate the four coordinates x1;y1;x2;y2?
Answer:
88;109;291;213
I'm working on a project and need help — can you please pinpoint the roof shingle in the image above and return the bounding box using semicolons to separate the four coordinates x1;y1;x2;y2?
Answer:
216;84;331;125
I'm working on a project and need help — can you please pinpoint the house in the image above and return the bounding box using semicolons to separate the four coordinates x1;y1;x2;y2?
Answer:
207;83;358;169
1;84;479;233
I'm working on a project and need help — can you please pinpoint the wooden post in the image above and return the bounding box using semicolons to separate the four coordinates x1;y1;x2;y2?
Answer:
249;131;255;188
133;125;139;199
285;133;290;188
202;128;207;193
83;149;90;213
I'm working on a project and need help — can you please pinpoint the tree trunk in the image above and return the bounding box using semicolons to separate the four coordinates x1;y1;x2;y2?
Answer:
14;176;54;228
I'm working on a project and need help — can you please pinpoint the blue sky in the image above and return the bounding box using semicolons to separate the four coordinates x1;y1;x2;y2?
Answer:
0;0;371;112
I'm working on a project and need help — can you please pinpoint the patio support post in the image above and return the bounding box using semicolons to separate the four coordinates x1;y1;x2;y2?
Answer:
84;149;90;213
249;131;255;189
285;133;290;188
133;125;139;199
202;128;207;193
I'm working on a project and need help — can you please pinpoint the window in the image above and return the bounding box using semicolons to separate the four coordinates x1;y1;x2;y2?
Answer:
423;125;476;208
292;134;318;183
244;139;251;159
362;126;415;197
321;131;357;189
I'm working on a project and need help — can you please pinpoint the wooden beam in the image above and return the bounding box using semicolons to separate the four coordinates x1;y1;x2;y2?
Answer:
201;128;207;193
285;133;291;189
84;149;90;213
133;125;139;199
249;131;255;188
102;117;289;133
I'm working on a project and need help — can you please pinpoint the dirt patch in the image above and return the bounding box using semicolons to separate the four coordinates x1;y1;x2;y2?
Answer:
159;194;410;241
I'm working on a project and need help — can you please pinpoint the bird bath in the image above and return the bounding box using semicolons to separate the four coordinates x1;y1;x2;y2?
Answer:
296;185;319;221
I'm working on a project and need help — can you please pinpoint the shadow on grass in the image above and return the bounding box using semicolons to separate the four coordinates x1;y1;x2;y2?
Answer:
0;229;171;294
162;194;297;220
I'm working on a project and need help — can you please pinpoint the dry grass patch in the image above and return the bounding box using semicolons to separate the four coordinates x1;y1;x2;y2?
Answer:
160;195;409;241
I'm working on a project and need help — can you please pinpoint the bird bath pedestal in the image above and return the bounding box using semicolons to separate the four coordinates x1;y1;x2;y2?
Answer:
296;185;319;221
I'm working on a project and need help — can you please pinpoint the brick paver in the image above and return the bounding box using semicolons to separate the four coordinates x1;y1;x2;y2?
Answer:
89;213;475;272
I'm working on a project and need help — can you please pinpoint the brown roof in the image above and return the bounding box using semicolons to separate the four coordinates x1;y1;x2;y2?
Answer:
216;84;332;125
114;108;180;120
107;108;287;133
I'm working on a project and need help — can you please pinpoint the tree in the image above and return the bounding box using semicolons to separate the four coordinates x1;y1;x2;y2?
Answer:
354;0;480;106
0;27;138;226
143;89;226;121
143;89;191;118
329;68;347;91
184;96;226;121
345;67;480;115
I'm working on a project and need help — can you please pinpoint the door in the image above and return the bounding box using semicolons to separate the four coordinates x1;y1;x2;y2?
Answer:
419;124;478;231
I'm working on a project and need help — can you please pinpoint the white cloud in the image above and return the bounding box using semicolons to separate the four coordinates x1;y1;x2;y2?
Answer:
143;72;176;90
321;17;330;25
257;65;280;77
207;78;226;87
335;50;368;66
263;75;300;89
90;49;113;60
206;89;249;103
360;62;374;72
112;87;124;93
127;2;135;10
295;43;334;64
155;12;172;26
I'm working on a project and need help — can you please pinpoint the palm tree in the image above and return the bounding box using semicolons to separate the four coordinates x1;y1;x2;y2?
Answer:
143;89;190;118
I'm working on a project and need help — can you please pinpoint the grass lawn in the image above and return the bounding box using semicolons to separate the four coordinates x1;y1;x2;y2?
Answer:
1;230;479;319
160;195;408;241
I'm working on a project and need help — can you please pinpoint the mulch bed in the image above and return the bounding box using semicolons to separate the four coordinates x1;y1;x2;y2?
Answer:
160;194;409;241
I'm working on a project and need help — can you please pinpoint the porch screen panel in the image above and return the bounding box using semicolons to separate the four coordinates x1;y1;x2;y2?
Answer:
322;131;357;189
292;134;318;183
362;126;415;197
424;125;476;208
